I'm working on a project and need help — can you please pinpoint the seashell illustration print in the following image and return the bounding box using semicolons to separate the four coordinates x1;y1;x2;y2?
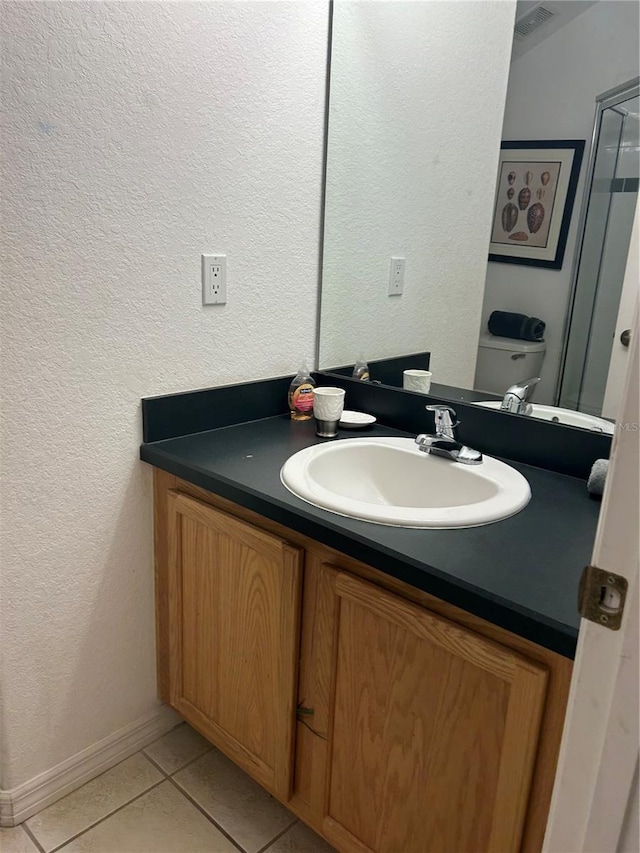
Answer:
508;171;517;185
509;231;529;241
518;187;531;210
507;187;515;199
536;187;546;200
501;203;518;232
527;202;545;234
525;171;533;186
541;171;551;186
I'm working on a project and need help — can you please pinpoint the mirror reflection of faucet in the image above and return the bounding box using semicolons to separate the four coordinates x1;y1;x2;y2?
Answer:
500;376;541;415
415;405;483;465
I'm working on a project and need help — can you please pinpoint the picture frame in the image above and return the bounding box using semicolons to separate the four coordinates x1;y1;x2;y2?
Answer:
488;140;585;270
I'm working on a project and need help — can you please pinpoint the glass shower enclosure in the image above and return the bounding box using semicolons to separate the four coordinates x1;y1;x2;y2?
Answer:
558;79;639;416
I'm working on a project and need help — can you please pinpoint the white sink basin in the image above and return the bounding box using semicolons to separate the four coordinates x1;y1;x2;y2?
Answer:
280;437;531;528
473;400;614;434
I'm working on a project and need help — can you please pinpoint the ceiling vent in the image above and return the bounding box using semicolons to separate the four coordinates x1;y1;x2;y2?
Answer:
514;5;555;39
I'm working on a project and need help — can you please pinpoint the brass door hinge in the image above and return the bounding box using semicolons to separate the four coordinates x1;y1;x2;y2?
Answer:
578;565;628;630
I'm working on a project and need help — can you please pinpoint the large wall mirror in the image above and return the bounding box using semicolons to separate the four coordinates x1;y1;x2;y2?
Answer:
317;0;639;434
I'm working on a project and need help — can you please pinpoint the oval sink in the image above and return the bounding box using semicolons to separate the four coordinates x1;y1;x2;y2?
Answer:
280;437;531;528
473;400;614;434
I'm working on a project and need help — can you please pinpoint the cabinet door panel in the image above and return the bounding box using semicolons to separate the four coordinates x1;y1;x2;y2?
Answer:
323;572;548;853
167;491;302;799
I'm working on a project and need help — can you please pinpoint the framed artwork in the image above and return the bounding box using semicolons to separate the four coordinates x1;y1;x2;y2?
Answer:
488;140;585;270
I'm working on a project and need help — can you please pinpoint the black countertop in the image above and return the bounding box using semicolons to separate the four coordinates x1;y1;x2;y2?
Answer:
141;414;600;658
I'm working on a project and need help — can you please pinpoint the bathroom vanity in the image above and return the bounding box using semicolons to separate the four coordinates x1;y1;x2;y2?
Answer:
151;467;569;853
141;378;607;853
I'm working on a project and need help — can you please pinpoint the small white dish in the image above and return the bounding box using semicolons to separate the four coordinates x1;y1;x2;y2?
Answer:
339;410;377;429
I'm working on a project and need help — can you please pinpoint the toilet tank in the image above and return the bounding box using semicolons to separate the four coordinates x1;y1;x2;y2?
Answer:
475;334;546;396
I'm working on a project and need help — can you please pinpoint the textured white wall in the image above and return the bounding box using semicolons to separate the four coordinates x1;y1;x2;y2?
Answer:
0;0;328;789
480;0;640;404
318;0;516;387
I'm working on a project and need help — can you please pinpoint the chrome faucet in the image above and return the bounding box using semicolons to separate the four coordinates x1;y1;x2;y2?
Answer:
500;376;540;415
415;404;483;465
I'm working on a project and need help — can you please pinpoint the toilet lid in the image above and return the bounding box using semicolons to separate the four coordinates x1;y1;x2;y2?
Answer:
478;333;546;353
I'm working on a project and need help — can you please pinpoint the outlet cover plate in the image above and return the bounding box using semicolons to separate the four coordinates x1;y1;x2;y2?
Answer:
389;257;405;296
202;254;227;305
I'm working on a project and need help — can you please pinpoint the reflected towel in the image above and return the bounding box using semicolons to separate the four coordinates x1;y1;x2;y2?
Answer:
488;310;546;342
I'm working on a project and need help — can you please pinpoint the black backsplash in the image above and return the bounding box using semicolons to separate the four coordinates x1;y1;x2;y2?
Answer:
142;371;611;479
326;351;431;388
316;373;612;479
142;375;292;443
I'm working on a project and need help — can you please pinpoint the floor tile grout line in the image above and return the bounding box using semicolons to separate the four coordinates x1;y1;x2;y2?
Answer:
21;821;47;853
140;749;173;779
255;817;299;853
140;730;300;851
18;734;314;853
145;737;303;851
45;779;166;853
167;775;248;853
166;746;299;852
24;749;165;851
165;745;214;778
152;736;305;852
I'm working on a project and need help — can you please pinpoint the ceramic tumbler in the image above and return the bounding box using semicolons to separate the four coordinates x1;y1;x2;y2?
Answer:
313;387;346;437
403;369;432;394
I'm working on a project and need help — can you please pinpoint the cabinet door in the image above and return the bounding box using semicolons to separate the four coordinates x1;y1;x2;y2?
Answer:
166;491;302;799
323;572;548;853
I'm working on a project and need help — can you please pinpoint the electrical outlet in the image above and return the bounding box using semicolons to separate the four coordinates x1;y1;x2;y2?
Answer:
388;257;405;296
202;254;227;305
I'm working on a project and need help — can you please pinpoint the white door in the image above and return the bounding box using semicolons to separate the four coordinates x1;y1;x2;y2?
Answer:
602;200;640;419
544;295;639;851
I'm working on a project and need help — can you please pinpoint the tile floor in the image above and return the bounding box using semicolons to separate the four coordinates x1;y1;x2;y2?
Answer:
1;724;335;853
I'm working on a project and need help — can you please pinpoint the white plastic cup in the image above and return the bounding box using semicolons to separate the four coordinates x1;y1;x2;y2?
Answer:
313;387;346;436
403;369;432;394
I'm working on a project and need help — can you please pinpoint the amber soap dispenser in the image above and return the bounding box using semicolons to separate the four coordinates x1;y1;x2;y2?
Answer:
288;362;316;420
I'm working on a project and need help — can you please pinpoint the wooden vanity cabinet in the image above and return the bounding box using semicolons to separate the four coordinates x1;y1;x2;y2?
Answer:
295;560;548;853
154;470;572;853
161;490;302;799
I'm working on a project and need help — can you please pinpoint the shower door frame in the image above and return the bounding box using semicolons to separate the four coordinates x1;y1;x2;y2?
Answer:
555;76;640;409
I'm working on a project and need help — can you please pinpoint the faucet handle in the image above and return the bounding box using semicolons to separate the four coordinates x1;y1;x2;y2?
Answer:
519;377;541;399
426;404;457;416
425;403;456;420
501;377;541;413
425;404;459;438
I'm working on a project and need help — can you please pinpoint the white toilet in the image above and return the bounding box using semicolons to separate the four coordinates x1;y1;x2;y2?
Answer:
474;333;547;396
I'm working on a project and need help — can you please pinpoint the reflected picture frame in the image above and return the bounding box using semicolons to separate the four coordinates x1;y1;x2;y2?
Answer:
488;139;585;270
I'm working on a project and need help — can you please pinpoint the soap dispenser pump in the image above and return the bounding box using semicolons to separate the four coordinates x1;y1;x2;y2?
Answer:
288;361;316;421
352;354;370;381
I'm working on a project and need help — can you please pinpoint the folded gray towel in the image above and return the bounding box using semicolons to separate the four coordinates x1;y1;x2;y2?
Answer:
488;310;546;342
587;459;609;497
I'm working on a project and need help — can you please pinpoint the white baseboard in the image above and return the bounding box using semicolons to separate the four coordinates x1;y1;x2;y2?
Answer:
0;705;180;827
